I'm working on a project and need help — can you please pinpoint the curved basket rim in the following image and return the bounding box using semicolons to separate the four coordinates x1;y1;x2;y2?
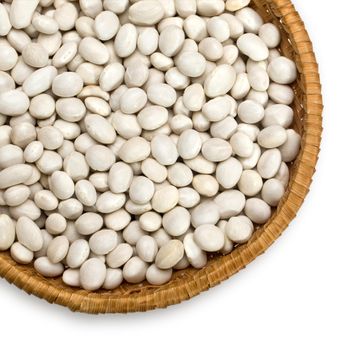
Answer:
0;0;323;314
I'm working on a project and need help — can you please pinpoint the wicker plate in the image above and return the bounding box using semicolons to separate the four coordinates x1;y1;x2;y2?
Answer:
0;0;323;313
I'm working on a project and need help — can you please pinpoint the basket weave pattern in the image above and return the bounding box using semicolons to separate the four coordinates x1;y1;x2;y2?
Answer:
0;0;323;313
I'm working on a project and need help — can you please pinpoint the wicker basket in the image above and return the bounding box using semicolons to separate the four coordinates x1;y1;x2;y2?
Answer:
0;0;323;313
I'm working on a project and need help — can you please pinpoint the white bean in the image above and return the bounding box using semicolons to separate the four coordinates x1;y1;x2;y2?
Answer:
165;67;190;90
155;239;184;269
129;176;155;205
0;144;24;168
94;11;120;41
85;114;116;144
75;212;103;235
107;162;133;194
0;4;11;36
89;229;118;255
80;258;106;291
10;0;39;30
199;37;223;61
50;171;74;200
177;129;202;160
183;233;207;268
103;268;123;289
216;157;242;189
34;256;64;277
238;170;263;196
197;0;225;16
152;185;179;213
79;37;109;65
279;129;301;162
140;211;162;232
4;185;30;207
245;198;271;224
0;214;15;251
85;144;116;171
47;235;69;263
262;104;293;128
204;64;236;98
63;151;89;181
193;224;224;252
237;33;268;61
163;206;190;237
258;125;287;148
202;138;232;162
147;84;177;108
136;235;158;262
146;264;172;285
66;239;90;268
119;137;150;163
226;0;251;12
238;100;264;124
34;190;58;210
36;150;62;175
214;190;245;219
137;28;159;56
0;164;33;189
62;269;80;287
230;132;254;157
107;243;133;268
119;88;147;115
268;57;297;84
16;216;43;252
98;63;124;92
268;83;294;105
202;96;231;122
138;105;169;130
0;72;15;94
141;158;168;184
32;15;59;35
45;213;67;235
0;90;29;116
168;163;193;187
151;135;178;166
22;42;48;68
11;242;34;264
52;72;83;97
128;0;164;25
274;162;290;189
235;7;263;33
52;42;78;68
226;215;253;243
80;0;103;18
248;67;269;92
23;66;57;97
185;155;216;174
257;148;282;179
261;178;285;206
176;51;206;78
123;256;148;283
259;23;281;48
159;25;185;57
30;94;55;120
114;23;137;58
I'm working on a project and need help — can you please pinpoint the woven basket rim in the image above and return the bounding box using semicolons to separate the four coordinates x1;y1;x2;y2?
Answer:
0;0;323;314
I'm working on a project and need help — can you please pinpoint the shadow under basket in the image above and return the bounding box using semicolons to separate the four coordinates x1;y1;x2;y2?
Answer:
0;0;323;313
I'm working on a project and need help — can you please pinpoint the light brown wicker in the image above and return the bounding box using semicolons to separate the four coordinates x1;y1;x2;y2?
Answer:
0;0;323;314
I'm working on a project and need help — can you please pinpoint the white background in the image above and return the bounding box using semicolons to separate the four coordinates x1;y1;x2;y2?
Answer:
0;1;349;349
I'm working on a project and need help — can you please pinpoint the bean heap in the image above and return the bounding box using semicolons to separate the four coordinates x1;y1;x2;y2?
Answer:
0;0;301;290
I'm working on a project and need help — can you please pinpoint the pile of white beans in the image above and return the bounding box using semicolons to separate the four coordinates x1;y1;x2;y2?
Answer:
0;0;301;291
